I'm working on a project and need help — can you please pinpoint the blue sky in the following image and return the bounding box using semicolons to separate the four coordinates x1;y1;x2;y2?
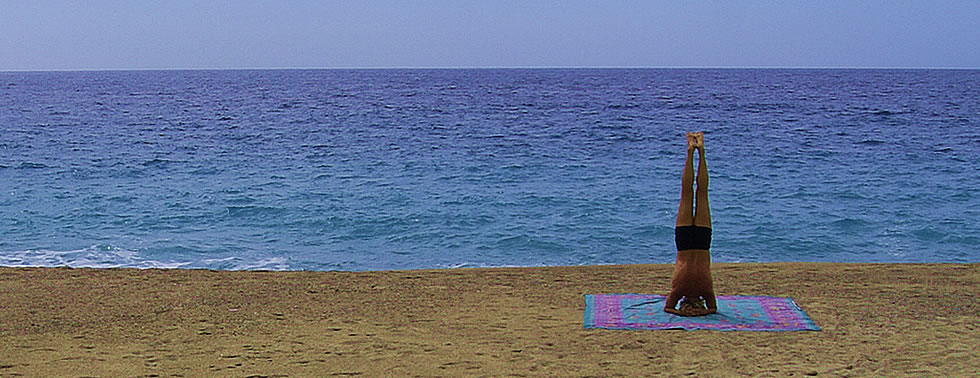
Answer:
2;0;978;70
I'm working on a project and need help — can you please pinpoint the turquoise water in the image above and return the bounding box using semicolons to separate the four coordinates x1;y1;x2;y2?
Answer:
1;69;977;270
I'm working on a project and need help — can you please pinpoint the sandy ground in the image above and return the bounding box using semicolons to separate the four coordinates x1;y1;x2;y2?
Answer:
0;263;977;377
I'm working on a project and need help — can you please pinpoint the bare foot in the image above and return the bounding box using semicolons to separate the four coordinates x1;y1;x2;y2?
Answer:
694;132;705;150
686;132;697;152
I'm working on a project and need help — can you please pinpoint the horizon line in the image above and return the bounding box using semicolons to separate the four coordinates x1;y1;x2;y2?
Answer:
2;65;979;73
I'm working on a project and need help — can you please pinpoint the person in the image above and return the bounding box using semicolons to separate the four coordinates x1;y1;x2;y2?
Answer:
664;132;717;316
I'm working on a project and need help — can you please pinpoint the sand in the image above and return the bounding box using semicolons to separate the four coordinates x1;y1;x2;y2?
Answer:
0;263;977;376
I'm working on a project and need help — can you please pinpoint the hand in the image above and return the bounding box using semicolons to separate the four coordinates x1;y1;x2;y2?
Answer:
665;293;717;317
665;304;716;317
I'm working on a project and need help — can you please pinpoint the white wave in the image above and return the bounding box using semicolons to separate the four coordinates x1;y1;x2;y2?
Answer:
0;245;293;271
234;256;289;271
201;256;290;271
0;245;192;269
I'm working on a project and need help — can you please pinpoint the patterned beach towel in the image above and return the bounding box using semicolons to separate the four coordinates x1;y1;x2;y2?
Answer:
584;294;820;331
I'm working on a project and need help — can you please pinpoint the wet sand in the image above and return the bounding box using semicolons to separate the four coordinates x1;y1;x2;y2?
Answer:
1;263;977;376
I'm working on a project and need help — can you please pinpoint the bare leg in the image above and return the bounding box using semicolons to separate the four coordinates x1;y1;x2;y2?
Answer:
693;132;711;228
675;132;697;227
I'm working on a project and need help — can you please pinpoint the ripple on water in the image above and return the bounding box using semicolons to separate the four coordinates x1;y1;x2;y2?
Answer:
1;69;977;269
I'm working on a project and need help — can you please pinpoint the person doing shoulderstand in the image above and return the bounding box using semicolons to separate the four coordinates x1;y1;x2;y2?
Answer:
665;132;717;317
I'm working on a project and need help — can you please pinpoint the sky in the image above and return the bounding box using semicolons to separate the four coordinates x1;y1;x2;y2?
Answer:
2;0;978;71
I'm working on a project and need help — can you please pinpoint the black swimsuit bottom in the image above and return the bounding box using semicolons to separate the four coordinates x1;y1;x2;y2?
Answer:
675;225;712;251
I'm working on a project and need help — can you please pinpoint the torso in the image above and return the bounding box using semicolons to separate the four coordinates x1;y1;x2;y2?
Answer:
671;249;713;291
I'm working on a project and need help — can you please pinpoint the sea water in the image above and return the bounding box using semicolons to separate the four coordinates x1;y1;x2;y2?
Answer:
1;69;977;270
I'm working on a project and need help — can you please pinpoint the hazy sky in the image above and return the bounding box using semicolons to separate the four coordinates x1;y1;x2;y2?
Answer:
2;0;978;70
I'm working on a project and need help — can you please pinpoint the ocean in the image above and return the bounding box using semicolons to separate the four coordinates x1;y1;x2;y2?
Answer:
1;69;977;271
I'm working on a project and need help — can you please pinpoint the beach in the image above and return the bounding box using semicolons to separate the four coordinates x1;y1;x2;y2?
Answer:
1;263;977;376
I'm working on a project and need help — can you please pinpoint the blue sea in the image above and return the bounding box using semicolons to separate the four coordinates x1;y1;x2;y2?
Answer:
1;69;977;271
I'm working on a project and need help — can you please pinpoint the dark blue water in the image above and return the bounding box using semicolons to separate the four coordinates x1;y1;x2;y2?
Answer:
1;69;977;270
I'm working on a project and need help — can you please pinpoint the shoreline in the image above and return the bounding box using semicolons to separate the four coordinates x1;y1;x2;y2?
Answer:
2;262;977;375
